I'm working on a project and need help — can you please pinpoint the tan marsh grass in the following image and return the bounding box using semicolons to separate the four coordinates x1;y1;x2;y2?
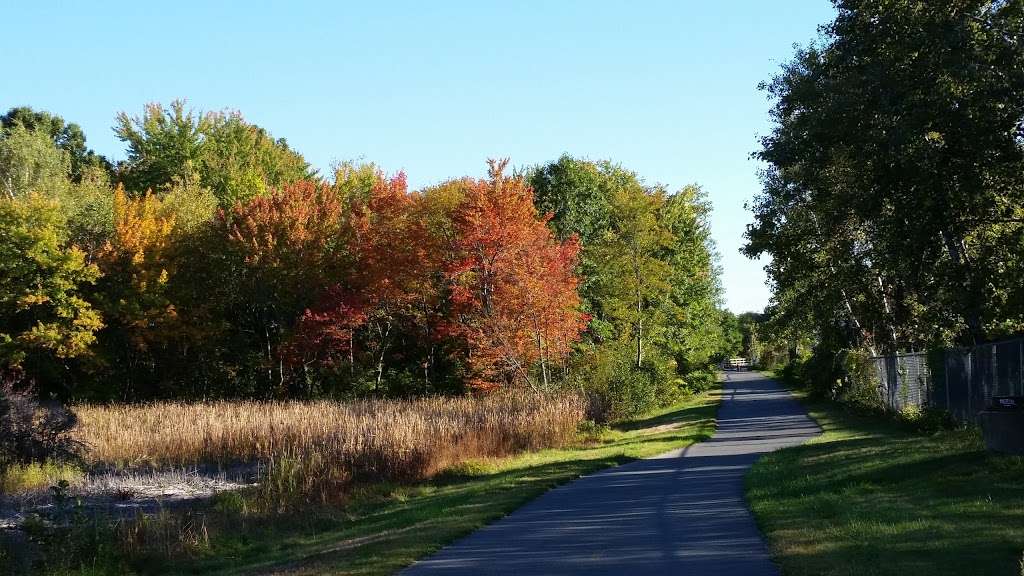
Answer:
72;394;587;497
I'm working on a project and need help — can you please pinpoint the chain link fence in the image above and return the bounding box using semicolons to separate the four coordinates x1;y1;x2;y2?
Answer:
870;336;1024;423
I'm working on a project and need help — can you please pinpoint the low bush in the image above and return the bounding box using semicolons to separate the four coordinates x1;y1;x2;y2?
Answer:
778;347;960;432
681;368;717;394
899;405;959;433
776;358;805;389
569;343;713;422
832;348;884;411
776;347;880;409
0;375;82;478
602;356;683;421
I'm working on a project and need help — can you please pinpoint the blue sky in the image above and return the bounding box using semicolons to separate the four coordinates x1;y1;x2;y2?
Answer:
3;1;835;313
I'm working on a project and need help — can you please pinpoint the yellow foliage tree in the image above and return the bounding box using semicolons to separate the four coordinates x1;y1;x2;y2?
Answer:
97;187;177;352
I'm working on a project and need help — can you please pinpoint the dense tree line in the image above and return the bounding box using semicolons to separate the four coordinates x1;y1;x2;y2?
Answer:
0;102;725;415
746;0;1024;392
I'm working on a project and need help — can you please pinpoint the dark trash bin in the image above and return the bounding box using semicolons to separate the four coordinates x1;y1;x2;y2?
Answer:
979;396;1024;455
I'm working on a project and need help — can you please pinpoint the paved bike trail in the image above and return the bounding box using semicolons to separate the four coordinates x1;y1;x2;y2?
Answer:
401;371;820;575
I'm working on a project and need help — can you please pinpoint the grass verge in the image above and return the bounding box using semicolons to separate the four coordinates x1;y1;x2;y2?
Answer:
1;462;83;494
747;388;1024;576
11;388;718;576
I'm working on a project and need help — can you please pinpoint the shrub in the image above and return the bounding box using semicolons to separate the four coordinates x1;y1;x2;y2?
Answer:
603;357;677;421
0;375;82;475
681;368;717;394
832;348;883;411
774;357;800;385
569;343;696;421
900;405;958;433
576;419;609;442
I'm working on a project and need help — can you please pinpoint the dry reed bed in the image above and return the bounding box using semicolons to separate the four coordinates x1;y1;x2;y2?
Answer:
73;394;587;485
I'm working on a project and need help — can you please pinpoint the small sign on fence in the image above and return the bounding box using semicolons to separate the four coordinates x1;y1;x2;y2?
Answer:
991;396;1024;411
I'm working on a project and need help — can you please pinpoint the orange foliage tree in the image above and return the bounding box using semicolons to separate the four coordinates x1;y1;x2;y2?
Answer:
226;163;587;395
287;173;449;390
347;173;445;389
223;180;347;392
97;187;177;350
447;159;587;390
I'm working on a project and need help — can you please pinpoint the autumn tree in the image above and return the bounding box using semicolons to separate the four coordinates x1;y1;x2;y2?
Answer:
447;159;586;389
0;193;103;390
219;180;346;394
284;171;458;395
88;189;180;398
348;173;442;389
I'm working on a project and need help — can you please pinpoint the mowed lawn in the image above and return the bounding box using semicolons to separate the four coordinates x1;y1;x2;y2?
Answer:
162;390;719;576
747;391;1024;576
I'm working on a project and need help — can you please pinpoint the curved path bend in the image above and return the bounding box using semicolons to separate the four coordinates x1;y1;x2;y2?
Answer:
402;371;820;576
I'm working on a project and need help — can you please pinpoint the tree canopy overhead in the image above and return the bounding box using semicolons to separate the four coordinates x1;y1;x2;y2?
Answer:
746;0;1024;353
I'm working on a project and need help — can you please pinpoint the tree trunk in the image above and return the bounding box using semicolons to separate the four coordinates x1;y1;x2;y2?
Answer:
540;336;549;389
264;320;274;386
636;284;644;368
348;329;354;375
636;319;644;368
375;321;391;391
941;229;983;342
875;274;899;354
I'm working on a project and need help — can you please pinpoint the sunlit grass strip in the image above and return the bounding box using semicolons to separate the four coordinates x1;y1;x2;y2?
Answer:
746;398;1024;576
0;462;83;494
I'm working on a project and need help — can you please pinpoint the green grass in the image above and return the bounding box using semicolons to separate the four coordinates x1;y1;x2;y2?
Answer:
746;390;1024;576
113;390;719;576
1;461;83;494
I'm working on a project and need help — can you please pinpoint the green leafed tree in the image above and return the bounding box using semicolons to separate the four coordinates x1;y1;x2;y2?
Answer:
747;0;1024;352
659;185;723;370
200;112;311;206
0;193;103;379
114;101;208;195
0;124;70;200
531;156;724;371
594;185;675;368
1;106;109;182
115;101;311;206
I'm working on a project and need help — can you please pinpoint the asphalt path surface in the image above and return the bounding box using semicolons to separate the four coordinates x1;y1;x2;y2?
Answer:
401;371;820;575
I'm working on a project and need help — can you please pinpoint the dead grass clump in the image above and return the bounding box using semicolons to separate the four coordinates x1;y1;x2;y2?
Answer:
73;393;586;500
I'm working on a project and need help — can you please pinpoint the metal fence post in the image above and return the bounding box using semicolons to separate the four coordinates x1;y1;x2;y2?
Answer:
967;350;973;419
992;344;999;397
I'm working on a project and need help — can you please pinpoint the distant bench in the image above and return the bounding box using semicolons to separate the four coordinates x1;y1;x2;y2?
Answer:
724;358;750;371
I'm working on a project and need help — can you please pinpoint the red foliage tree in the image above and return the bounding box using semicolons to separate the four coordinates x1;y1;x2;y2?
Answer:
347;172;442;388
283;173;449;389
224;179;346;280
447;159;587;390
222;180;347;391
282;286;366;374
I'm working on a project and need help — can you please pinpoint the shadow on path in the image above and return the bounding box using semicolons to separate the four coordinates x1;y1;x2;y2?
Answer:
401;372;820;576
